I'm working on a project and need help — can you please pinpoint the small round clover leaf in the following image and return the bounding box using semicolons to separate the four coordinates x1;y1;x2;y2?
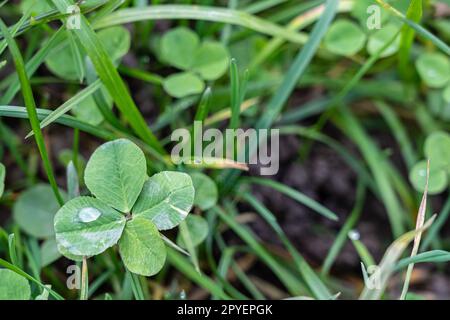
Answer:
409;131;450;194
190;172;218;211
324;19;366;56
163;72;205;98
161;27;200;70
416;52;450;89
176;215;209;249
0;269;31;300
13;184;67;239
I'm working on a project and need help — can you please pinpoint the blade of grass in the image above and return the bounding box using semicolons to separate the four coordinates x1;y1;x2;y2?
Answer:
0;257;64;300
93;5;308;45
256;0;339;130
421;195;450;250
333;108;406;237
243;193;333;299
396;250;450;269
51;0;164;154
398;0;422;79
359;215;436;300
214;206;306;295
244;177;338;221
322;180;366;275
25;79;102;138
166;247;230;299
375;0;450;55
400;160;429;299
80;256;89;300
0;105;115;140
0;18;63;205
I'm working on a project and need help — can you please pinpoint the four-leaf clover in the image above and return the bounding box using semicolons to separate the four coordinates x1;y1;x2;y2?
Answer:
54;139;195;276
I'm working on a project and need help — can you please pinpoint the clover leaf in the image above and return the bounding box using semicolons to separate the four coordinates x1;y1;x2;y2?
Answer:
176;215;209;249
324;19;366;56
20;0;52;15
416;52;450;88
119;217;166;276
133;171;195;230
366;23;401;58
159;27;229;98
190;172;218;211
54;139;195;276
84;139;147;212
161;27;199;70
163;72;205;98
13;184;67;239
409;131;450;194
0;269;31;300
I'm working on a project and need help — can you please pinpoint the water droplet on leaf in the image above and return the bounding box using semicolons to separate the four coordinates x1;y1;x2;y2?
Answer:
78;207;101;222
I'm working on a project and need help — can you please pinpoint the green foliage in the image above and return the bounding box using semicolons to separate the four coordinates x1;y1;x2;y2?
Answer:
190;172;218;210
159;27;229;98
163;72;205;98
84;139;147;213
416;52;450;88
54;139;194;276
0;269;31;300
176;215;209;249
324;19;366;56
13;184;66;238
119;217;166;276
409;131;450;194
367;23;401;57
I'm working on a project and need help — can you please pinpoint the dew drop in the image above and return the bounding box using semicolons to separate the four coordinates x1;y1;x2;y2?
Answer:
78;207;101;223
348;229;360;241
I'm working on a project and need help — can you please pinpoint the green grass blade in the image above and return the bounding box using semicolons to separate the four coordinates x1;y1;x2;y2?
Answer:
93;5;308;44
396;250;450;269
166;247;230;299
51;0;164;154
0;18;63;205
0;106;115;140
214;206;306;295
256;0;338;130
421;196;450;250
25;79;102;138
322;181;366;275
244;177;338;221
243;193;333;299
334;108;406;237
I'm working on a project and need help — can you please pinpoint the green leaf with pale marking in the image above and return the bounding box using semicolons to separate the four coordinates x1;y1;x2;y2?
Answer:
0;163;4;198
54;196;126;256
191;41;229;80
416;52;450;88
190;172;218;210
161;27;199;70
163;72;205;98
367;23;401;58
324;19;366;56
424;131;450;172
133;171;195;230
0;269;31;300
13;184;67;238
85;139;147;212
176;215;209;248
119;217;166;276
409;160;447;194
